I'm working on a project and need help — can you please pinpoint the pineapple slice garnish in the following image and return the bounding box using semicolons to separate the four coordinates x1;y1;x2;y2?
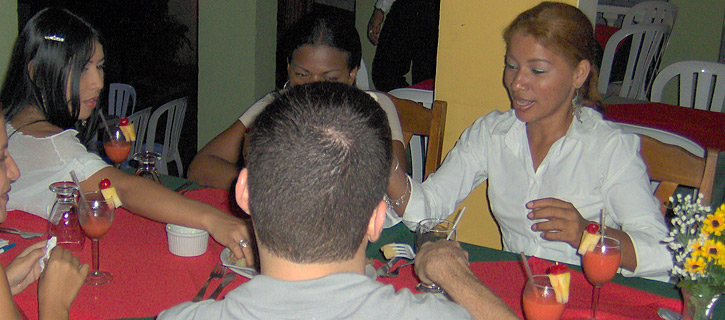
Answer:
577;223;602;255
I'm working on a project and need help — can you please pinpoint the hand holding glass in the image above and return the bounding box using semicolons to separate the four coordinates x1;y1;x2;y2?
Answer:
78;191;114;285
414;218;456;293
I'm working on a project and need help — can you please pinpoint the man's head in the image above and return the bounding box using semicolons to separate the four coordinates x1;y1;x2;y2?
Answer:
237;82;392;264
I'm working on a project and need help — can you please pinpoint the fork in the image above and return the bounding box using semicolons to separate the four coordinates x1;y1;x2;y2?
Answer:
389;243;416;260
192;262;225;302
208;269;236;300
0;227;45;239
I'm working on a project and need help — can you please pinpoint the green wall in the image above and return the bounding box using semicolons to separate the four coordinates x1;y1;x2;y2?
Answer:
0;1;18;80
355;1;377;90
197;1;276;149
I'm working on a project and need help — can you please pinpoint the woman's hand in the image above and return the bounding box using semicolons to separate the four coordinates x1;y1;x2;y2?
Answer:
38;247;89;320
527;198;590;248
4;241;46;295
205;214;255;267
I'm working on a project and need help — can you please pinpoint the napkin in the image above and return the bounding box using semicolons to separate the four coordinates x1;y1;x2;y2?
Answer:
38;236;56;271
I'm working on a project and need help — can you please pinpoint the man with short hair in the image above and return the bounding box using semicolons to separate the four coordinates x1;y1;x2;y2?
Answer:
159;82;517;319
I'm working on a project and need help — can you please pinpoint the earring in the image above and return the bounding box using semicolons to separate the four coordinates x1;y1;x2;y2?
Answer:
572;90;583;123
283;80;290;90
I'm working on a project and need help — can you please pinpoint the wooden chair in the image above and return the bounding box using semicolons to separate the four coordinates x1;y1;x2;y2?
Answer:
637;134;718;215
388;95;447;181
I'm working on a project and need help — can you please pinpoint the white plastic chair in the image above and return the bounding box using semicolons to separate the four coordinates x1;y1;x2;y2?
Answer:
356;59;371;91
617;122;704;196
598;23;670;101
126;108;151;156
108;83;137;118
388;88;434;183
621;1;678;28
650;61;725;113
145;97;187;177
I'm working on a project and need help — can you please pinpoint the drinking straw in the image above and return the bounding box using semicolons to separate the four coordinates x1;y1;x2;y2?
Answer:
69;170;91;212
599;208;606;246
97;111;113;137
520;252;534;283
447;207;466;240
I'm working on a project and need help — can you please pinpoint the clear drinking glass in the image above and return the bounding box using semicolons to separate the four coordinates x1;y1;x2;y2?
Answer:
414;218;456;293
47;182;85;251
103;124;131;168
78;191;115;285
582;236;622;319
133;152;161;183
522;275;565;320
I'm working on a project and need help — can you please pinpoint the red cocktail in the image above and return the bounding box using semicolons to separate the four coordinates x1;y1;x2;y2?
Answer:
522;275;565;320
104;140;131;164
78;191;114;285
581;236;621;319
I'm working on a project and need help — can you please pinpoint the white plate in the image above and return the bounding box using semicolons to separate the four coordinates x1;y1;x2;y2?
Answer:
220;248;258;279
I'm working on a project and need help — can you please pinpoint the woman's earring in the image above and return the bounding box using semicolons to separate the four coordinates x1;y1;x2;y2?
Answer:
283;80;290;90
572;90;583;123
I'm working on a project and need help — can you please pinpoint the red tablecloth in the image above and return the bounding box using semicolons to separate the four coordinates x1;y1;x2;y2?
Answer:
0;189;251;320
603;102;725;151
376;257;681;320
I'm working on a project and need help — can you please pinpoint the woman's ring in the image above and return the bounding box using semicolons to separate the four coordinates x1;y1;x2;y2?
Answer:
239;239;249;248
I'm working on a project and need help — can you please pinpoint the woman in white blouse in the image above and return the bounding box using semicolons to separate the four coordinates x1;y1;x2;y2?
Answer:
0;8;253;264
386;2;672;280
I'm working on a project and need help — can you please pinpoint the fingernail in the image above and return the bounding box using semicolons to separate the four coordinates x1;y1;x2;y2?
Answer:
526;201;533;208
527;212;533;219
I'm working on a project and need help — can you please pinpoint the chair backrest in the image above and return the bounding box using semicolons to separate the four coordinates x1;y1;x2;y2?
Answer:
126;107;152;156
618;123;704;157
388;88;435;182
622;1;678;28
598;23;670;100
145;97;188;176
355;59;371;91
388;95;446;183
650;61;725;113
637;134;718;215
108;83;137;117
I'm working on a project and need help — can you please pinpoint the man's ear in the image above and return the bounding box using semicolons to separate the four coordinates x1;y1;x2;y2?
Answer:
366;200;388;243
235;169;250;215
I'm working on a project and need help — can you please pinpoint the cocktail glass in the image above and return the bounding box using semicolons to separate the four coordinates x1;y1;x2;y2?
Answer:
414;218;456;293
103;124;131;168
582;236;621;319
78;191;114;285
133;152;161;183
522;274;566;320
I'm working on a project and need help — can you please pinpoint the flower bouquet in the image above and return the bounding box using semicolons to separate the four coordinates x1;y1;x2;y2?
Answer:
664;194;725;320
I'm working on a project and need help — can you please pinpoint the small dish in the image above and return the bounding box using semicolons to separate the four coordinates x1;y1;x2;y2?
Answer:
220;248;258;279
166;224;208;257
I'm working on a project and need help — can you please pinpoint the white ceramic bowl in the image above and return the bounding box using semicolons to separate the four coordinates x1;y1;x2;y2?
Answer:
166;224;209;257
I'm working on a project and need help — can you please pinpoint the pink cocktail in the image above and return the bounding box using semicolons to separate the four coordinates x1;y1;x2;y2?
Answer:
81;215;113;239
581;236;621;319
78;191;114;285
522;275;565;320
104;140;131;164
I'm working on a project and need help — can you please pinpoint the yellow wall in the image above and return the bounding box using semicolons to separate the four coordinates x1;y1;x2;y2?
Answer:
434;0;578;249
0;1;18;79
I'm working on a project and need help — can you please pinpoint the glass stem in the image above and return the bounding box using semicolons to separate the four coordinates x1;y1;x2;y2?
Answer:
91;238;100;274
591;285;602;319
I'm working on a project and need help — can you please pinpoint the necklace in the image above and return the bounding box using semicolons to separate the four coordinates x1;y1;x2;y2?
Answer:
8;119;49;139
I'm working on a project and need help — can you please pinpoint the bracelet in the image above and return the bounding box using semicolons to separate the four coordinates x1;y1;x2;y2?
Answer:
384;176;411;208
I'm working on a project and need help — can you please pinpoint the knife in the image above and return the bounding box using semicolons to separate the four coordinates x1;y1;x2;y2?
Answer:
207;271;237;300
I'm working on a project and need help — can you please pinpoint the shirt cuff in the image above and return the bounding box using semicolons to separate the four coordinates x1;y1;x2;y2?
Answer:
374;0;394;13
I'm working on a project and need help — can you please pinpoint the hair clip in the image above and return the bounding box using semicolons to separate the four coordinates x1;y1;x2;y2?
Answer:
43;34;65;42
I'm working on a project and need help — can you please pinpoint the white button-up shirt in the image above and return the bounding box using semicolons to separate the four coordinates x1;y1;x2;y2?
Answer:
401;107;672;280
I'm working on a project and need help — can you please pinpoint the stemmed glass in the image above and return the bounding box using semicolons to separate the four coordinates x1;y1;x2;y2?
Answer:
103;124;131;168
581;236;621;319
522;275;565;320
414;218;456;293
133;152;162;183
78;191;115;285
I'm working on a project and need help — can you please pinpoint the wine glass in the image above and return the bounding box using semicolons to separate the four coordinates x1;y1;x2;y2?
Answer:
522;275;566;320
47;182;84;251
103;124;131;168
414;218;456;293
133;152;161;183
581;236;621;319
78;191;115;285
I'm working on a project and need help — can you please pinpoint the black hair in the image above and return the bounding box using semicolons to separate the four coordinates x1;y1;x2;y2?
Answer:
247;82;391;263
283;13;362;73
0;7;103;141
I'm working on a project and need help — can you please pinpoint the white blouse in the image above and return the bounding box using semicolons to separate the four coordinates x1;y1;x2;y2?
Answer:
6;124;110;219
402;107;672;281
